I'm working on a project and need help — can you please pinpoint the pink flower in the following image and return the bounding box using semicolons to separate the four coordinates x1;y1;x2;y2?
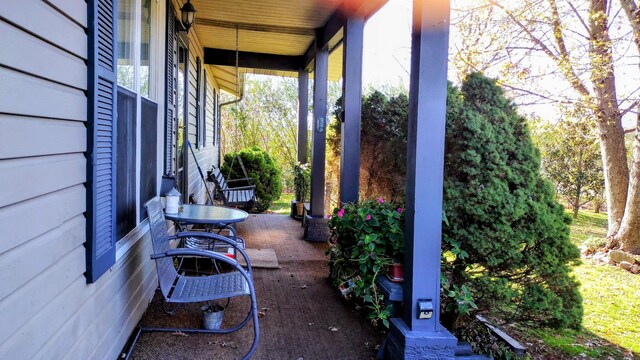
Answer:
377;198;384;203
366;214;372;221
337;208;345;218
326;214;331;219
397;207;403;214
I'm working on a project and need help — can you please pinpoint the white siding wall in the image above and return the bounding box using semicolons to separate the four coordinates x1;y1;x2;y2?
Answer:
174;0;220;204
0;1;157;359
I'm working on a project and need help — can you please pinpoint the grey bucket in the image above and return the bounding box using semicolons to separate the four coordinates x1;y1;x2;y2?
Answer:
202;305;225;330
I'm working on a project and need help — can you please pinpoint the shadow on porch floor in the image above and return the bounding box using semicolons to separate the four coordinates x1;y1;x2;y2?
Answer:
128;214;383;360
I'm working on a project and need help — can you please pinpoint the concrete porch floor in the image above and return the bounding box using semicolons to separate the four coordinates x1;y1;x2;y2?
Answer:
128;214;383;360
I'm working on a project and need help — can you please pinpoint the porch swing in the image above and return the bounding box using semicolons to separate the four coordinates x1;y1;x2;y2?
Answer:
207;26;257;209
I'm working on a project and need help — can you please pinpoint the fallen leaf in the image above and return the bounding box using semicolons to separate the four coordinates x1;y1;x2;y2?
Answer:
328;326;339;332
308;322;314;326
300;285;309;289
171;331;188;337
258;311;266;318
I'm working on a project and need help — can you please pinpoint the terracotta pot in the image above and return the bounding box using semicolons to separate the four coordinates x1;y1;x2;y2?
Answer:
296;202;305;216
387;263;404;283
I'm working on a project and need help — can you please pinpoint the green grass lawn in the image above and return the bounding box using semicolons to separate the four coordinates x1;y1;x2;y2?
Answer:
567;210;608;245
523;210;640;358
268;192;294;214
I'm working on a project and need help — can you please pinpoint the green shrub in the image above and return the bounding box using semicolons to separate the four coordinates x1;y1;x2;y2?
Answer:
327;198;405;328
442;73;582;329
293;162;310;202
328;91;409;203
327;73;583;331
221;147;282;212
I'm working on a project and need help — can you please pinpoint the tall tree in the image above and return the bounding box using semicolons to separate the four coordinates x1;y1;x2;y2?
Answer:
532;119;605;219
451;0;640;253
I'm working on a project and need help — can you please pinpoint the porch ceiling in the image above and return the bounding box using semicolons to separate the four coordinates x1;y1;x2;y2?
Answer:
191;0;376;95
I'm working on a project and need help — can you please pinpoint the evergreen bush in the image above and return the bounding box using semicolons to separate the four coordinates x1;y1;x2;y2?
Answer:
221;147;282;212
328;91;408;203
442;73;582;329
326;73;583;330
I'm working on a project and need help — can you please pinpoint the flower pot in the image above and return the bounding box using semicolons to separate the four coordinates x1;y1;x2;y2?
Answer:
202;304;225;330
387;263;404;283
296;202;305;216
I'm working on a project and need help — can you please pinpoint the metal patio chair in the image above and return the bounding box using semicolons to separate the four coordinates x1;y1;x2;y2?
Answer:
130;197;259;360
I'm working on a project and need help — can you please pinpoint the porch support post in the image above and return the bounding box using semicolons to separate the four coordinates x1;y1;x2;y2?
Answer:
305;40;330;241
297;71;309;164
339;16;364;204
384;0;457;359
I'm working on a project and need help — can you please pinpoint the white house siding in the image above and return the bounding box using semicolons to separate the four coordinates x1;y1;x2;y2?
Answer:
0;1;157;359
174;2;220;204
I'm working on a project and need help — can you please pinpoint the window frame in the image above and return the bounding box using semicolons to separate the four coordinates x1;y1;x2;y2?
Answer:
114;0;162;259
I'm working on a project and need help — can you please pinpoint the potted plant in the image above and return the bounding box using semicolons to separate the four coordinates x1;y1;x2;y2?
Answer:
293;162;310;217
201;303;225;330
327;198;405;327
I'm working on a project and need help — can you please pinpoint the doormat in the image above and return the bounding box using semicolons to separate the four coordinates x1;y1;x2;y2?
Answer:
238;248;280;269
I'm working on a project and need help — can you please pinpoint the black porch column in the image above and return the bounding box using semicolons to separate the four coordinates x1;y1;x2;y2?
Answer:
297;71;309;164
385;0;457;359
305;40;329;241
339;17;364;204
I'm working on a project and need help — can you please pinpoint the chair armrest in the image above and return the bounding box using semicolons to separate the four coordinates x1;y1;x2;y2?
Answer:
151;248;239;268
221;185;255;191
226;178;253;183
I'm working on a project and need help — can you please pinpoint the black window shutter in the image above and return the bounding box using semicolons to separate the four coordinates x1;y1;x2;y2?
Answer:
216;92;221;146
213;90;218;146
86;0;118;283
195;57;202;148
164;5;177;174
203;70;207;147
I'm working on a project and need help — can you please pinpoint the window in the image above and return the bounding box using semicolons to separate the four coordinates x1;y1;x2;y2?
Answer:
140;0;152;98
116;0;159;239
117;0;136;90
87;0;160;282
175;42;188;197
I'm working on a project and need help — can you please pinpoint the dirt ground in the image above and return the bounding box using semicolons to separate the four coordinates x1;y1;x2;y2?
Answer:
127;214;383;360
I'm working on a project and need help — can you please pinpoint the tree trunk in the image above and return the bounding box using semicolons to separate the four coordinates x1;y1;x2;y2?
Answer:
608;0;640;253
589;0;630;241
613;115;640;254
593;198;602;213
597;120;630;237
572;148;584;219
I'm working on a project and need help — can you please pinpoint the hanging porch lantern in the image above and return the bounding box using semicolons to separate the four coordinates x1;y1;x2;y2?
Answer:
180;0;197;32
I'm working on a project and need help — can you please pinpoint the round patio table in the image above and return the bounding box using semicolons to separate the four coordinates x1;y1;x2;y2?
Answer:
164;204;248;225
164;204;249;252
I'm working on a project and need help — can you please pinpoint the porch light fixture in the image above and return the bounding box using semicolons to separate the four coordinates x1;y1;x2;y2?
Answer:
180;0;196;32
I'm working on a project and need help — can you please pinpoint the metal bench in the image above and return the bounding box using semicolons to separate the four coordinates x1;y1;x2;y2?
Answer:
207;166;257;209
